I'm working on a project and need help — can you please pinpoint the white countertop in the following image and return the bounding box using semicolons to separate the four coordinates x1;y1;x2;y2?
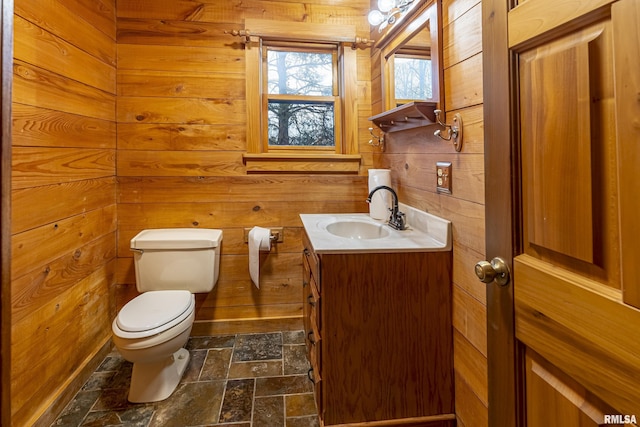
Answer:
300;203;452;254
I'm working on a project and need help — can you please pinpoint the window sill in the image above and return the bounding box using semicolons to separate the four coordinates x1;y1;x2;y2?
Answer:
243;153;361;174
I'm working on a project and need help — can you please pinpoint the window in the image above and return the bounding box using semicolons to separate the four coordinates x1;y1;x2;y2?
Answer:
265;45;339;149
241;19;361;173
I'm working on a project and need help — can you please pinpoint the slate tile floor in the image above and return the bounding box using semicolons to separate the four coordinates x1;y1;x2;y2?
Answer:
52;331;320;427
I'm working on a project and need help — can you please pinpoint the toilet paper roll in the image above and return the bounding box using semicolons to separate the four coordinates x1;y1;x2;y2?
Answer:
248;226;271;288
368;169;391;220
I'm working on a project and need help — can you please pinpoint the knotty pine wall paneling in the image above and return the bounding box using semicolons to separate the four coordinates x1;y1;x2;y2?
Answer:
11;0;117;426
371;0;488;425
115;0;373;335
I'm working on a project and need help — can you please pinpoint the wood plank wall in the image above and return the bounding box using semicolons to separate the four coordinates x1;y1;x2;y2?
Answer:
115;0;372;334
10;0;117;426
6;0;487;424
371;0;488;426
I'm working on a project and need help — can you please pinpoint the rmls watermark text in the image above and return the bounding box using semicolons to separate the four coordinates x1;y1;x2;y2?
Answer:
604;414;637;424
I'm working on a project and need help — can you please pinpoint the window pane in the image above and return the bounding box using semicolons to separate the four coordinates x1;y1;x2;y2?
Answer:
394;57;432;101
267;50;333;96
268;101;334;146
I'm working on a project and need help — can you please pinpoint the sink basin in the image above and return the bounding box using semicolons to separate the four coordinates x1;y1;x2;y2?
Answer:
326;220;390;239
300;204;452;254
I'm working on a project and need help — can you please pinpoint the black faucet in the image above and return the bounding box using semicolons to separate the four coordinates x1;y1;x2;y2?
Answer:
366;185;406;230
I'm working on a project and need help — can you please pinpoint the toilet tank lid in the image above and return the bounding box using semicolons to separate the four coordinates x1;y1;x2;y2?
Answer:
131;228;223;250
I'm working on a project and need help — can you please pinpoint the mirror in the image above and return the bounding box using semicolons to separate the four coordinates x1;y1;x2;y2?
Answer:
375;0;441;111
390;26;432;105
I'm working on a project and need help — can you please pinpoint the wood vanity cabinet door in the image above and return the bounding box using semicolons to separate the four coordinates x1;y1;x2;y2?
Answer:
302;252;312;353
302;236;324;419
302;232;454;426
303;245;320;290
308;303;323;419
320;251;454;425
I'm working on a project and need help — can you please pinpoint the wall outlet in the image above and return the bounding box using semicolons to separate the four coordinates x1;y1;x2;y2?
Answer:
436;162;452;194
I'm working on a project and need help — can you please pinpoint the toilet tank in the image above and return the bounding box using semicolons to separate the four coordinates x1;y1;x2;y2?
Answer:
130;228;223;293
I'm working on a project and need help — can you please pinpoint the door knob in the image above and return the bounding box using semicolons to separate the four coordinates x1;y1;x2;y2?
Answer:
475;257;510;286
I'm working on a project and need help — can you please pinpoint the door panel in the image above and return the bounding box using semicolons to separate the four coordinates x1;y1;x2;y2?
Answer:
515;254;640;415
482;0;640;425
525;350;620;427
508;0;612;49
519;15;620;287
520;24;602;264
613;0;640;309
512;0;640;422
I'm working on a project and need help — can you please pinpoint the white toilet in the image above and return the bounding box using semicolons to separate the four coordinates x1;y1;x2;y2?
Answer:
112;228;223;403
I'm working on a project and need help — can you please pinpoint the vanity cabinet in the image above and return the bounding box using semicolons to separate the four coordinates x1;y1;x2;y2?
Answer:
302;232;455;426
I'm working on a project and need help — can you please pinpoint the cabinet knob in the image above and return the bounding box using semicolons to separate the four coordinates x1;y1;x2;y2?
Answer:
307;294;315;307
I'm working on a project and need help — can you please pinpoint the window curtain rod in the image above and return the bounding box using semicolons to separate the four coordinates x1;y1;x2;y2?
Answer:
225;19;373;49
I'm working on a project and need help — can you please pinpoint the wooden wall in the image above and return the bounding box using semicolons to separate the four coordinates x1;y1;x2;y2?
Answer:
10;0;117;426
371;0;488;426
6;0;488;424
115;0;372;334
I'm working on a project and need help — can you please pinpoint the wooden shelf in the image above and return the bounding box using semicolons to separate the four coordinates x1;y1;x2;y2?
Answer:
369;101;438;133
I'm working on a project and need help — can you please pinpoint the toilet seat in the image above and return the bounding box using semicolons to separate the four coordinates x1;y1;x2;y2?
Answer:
114;290;195;339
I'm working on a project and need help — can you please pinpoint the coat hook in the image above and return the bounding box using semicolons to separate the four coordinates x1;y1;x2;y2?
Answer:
368;127;385;151
433;110;463;152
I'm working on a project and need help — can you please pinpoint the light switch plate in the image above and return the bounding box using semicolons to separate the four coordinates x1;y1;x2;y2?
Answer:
436;162;452;194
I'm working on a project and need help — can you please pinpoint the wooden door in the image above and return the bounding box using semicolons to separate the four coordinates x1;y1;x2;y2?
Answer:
482;0;640;426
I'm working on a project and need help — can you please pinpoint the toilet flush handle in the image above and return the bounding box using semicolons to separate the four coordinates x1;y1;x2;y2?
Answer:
131;248;144;254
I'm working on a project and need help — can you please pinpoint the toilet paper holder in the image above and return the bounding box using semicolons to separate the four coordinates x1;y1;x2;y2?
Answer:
243;227;283;243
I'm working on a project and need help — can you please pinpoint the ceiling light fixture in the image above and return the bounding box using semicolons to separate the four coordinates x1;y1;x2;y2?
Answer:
367;0;416;32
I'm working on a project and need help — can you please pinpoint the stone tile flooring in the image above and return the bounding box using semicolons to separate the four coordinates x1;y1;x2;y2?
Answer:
52;331;319;427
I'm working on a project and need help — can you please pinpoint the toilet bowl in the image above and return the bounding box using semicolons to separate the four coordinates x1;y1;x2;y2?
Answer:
111;228;222;403
112;290;196;403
